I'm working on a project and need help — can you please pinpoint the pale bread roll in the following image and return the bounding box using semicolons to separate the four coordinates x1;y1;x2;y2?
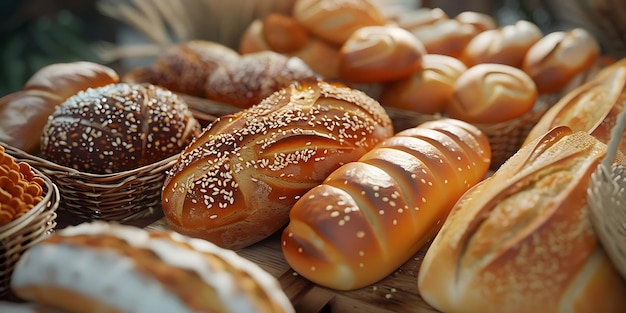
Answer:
454;11;497;33
522;28;600;94
292;0;386;45
445;63;538;124
461;20;543;67
379;54;468;114
338;25;426;83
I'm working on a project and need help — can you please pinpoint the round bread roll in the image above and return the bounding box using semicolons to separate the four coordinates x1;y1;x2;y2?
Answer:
0;62;119;153
162;80;394;250
418;126;626;313
40;83;200;174
292;0;386;46
238;19;269;54
445;63;538;124
379;54;467;114
262;13;309;53
204;50;318;108
454;11;497;33
461;20;543;67
395;7;449;31
10;221;295;313
123;40;240;97
290;36;341;79
410;18;479;59
522;28;600;94
338;25;427;83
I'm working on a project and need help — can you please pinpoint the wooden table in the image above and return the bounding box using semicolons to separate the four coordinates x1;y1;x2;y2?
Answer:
3;208;441;313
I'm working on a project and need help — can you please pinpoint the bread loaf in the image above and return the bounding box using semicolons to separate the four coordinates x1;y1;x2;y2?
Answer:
410;19;479;59
281;118;491;290
123;40;240;97
461;20;543;67
292;0;386;46
0;62;119;153
162;80;393;250
445;63;538;124
418;126;626;313
204;51;318;108
40;83;200;174
338;25;426;83
524;58;626;153
454;11;497;33
522;28;600;94
379;54;467;114
10;221;295;313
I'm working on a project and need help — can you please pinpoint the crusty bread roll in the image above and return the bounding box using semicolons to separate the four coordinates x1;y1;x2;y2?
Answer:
162;80;394;250
522;28;601;94
445;63;538;124
0;62;119;153
281;118;491;290
379;54;467;114
338;25;426;83
292;0;386;46
454;11;497;33
418;126;626;313
261;13;309;53
290;36;341;79
123;40;240;97
410;18;479;59
10;221;295;313
239;19;269;54
524;58;626;153
40;83;200;174
394;7;449;31
461;20;543;67
205;50;318;108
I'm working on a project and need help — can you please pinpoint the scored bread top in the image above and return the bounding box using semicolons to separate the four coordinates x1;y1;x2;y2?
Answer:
11;221;295;313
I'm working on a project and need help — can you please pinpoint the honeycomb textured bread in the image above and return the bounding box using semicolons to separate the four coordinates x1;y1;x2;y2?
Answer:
162;80;394;250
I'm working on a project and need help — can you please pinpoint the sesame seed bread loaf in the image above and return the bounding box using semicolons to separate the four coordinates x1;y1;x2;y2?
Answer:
39;83;201;174
10;221;295;313
0;62;119;154
417;126;626;313
161;80;394;250
281;118;491;290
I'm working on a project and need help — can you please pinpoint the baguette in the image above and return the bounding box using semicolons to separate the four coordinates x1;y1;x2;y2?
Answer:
418;126;626;313
281;118;491;290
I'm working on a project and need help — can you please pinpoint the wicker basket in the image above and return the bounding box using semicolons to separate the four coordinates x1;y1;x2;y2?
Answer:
1;143;178;222
385;94;559;169
0;169;59;297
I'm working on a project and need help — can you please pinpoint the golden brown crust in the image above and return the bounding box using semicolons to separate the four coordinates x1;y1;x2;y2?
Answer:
338;25;426;83
410;19;479;59
123;40;240;97
292;0;386;45
454;11;497;33
379;54;467;114
238;19;270;55
40;83;200;174
461;20;543;67
445;63;538;124
418;126;626;313
394;7;449;31
524;58;626;153
281;118;491;290
262;13;310;53
204;51;318;108
522;28;600;94
0;62;119;153
162;80;393;250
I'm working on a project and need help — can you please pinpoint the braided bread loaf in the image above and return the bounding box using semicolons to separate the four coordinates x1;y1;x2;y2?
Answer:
281;118;491;290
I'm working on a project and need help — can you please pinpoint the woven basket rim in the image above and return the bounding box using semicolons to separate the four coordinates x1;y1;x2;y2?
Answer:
0;141;180;179
0;167;55;238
